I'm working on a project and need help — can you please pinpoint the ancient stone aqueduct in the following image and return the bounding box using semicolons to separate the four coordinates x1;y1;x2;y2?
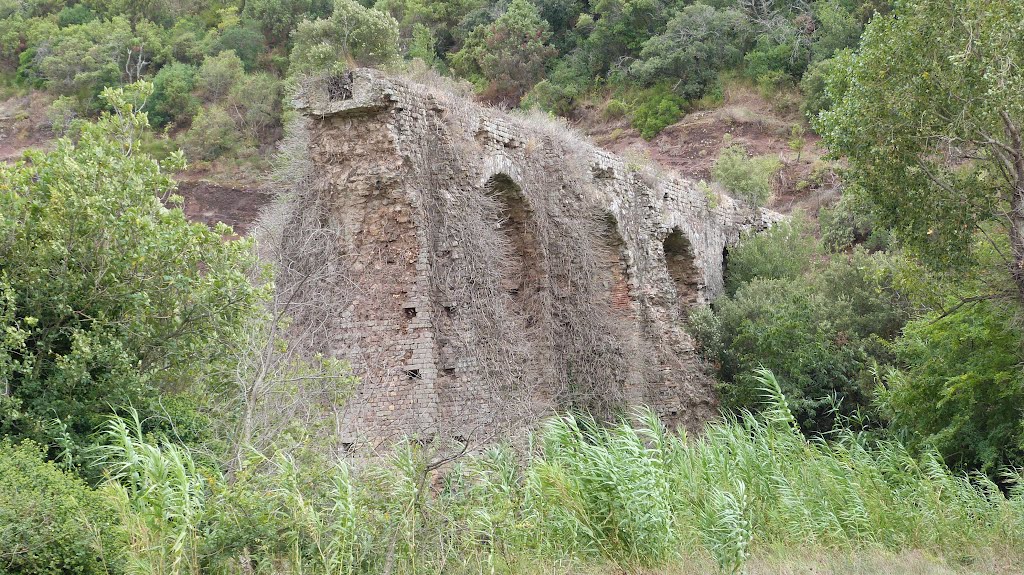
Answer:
281;69;776;447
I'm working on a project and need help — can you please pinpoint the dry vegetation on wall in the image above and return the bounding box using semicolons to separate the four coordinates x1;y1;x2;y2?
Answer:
278;71;717;446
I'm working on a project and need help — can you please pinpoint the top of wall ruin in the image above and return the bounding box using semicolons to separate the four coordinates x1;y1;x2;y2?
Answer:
294;69;781;301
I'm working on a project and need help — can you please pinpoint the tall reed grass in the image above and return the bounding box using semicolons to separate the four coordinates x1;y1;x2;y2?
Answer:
97;372;1024;574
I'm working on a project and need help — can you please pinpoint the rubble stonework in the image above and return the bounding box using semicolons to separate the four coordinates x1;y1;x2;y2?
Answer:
287;70;777;446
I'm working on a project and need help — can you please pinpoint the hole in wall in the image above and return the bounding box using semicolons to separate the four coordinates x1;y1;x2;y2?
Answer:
404;306;417;318
663;228;700;309
326;72;354;101
602;213;632;312
722;245;730;282
485;173;544;313
405;369;421;380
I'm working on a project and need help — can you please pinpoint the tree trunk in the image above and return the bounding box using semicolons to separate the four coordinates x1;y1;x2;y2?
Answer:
1003;112;1024;302
1010;192;1024;302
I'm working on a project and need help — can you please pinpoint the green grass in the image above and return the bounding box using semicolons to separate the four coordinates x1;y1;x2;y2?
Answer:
93;371;1024;574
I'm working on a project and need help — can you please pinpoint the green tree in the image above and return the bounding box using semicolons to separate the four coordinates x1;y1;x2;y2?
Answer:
0;82;266;454
289;0;400;77
227;72;282;139
449;0;556;105
407;22;438;64
34;17;134;104
582;0;668;76
809;0;861;63
83;0;182;27
820;0;1024;300
197;49;244;102
882;301;1024;473
242;0;333;46
182;103;242;160
57;3;98;27
630;3;751;99
373;0;484;51
534;0;582;48
208;21;267;71
146;61;199;126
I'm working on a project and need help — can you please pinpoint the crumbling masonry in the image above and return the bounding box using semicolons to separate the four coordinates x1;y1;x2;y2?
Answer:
282;70;777;447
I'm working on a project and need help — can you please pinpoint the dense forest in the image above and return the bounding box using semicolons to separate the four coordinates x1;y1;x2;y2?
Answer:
1;0;882;155
2;0;1024;573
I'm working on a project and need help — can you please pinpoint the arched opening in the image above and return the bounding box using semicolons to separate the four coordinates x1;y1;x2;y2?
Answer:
486;174;544;314
601;213;632;313
663;228;699;309
722;245;730;286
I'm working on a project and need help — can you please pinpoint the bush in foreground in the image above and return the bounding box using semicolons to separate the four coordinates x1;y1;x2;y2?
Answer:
0;440;124;575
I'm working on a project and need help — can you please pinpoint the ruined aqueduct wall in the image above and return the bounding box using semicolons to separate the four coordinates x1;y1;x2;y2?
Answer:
285;70;777;447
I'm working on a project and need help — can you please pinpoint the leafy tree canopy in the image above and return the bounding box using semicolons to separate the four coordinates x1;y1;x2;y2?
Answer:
289;0;400;77
0;82;267;457
631;3;752;99
450;0;556;105
820;0;1024;299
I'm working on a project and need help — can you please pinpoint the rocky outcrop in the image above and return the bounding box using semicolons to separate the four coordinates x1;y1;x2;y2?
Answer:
282;70;777;447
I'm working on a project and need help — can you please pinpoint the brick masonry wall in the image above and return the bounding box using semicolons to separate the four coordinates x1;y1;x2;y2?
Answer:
291;70;780;446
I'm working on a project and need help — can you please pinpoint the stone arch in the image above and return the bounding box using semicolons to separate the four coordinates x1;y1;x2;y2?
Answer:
601;212;632;313
485;174;545;319
663;228;700;309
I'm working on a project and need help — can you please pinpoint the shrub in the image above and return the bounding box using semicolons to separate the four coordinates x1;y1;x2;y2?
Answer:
0;440;124;575
631;84;686;139
521;55;590;116
744;36;807;83
715;277;873;432
603;98;627;119
147;61;199;126
183;104;242;160
46;94;82;135
197;50;245;102
0;84;265;453
723;218;819;295
712;144;781;207
699;222;909;432
882;300;1024;474
521;78;579;117
688;304;723;364
818;191;885;252
800;54;842;122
